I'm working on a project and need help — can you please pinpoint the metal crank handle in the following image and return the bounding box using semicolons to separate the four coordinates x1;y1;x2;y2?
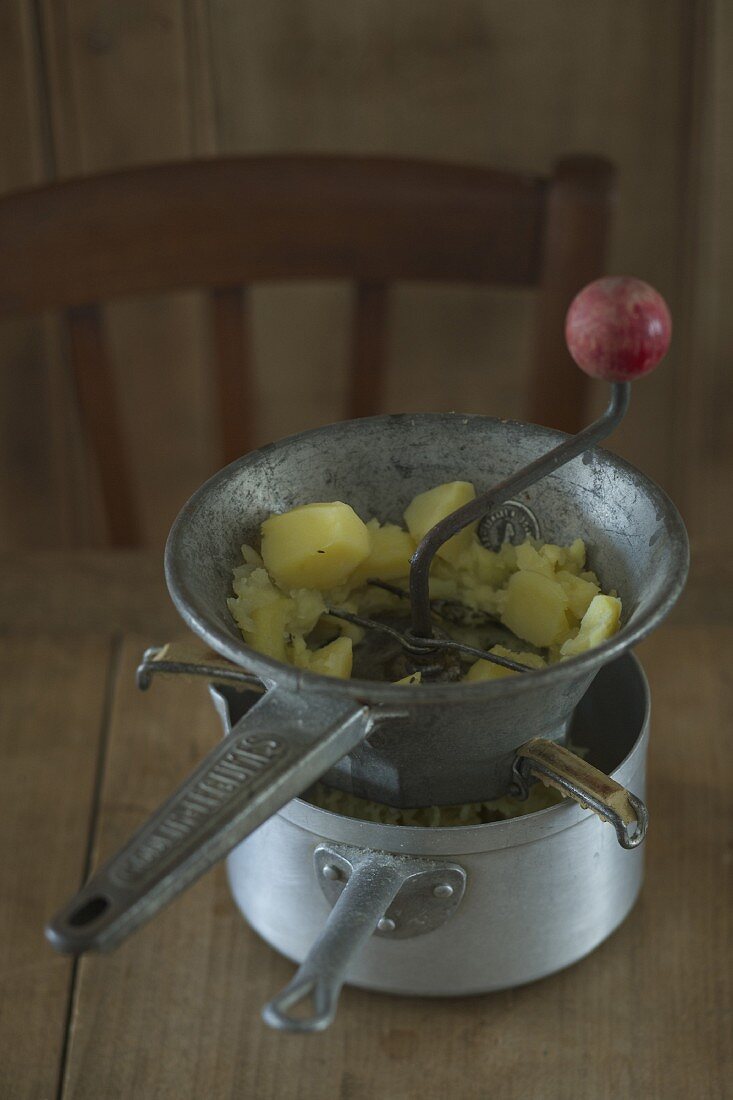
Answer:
45;690;373;955
410;276;673;638
262;845;467;1033
514;738;648;849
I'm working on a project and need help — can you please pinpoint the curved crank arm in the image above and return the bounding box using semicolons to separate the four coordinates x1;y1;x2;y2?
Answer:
136;640;264;692
514;738;648;849
262;845;466;1033
46;690;374;955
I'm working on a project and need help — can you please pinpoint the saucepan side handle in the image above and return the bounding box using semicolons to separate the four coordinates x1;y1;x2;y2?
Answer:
136;639;264;693
515;738;648;849
262;844;466;1033
46;689;373;955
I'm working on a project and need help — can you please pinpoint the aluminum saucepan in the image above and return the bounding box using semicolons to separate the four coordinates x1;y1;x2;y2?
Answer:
223;653;651;1031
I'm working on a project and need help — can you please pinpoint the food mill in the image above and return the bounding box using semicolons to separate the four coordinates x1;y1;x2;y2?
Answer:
47;276;689;1032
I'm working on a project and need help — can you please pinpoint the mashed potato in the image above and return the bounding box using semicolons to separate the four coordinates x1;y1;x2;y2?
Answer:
306;779;564;826
228;483;621;681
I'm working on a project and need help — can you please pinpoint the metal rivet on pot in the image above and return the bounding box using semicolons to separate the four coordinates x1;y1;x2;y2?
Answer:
433;883;454;899
322;865;341;881
377;917;396;933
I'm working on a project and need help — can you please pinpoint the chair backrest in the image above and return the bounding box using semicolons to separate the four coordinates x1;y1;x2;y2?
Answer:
0;153;615;546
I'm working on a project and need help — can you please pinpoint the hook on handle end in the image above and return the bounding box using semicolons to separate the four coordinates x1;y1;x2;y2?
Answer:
261;975;338;1034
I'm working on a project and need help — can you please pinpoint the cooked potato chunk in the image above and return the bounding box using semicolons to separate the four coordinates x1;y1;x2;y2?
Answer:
261;502;370;591
307;636;353;678
348;519;415;587
404;481;476;563
227;568;294;662
463;645;546;682
501;570;571;648
515;542;555;578
394;671;423;686
230;486;620;683
555;570;600;620
290;634;353;678
560;594;621;657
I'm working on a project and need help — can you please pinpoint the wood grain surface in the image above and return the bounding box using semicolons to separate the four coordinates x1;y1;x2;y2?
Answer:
0;553;729;1100
0;632;113;1099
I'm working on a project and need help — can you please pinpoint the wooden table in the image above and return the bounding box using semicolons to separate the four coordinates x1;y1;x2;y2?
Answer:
1;552;730;1100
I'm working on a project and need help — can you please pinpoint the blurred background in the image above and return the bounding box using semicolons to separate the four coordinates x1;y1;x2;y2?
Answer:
0;1;728;561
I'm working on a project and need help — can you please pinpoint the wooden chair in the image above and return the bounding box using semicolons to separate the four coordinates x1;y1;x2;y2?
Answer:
0;154;615;546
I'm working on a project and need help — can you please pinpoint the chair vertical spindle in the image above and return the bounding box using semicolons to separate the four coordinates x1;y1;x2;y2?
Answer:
349;281;389;419
0;156;616;546
66;304;141;546
529;156;616;433
211;286;254;464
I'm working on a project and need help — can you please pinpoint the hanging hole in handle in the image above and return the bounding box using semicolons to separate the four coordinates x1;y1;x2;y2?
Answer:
261;976;335;1034
67;894;111;927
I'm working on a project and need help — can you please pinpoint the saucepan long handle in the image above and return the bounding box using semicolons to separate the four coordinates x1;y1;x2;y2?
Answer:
262;858;406;1033
46;689;374;955
262;845;467;1033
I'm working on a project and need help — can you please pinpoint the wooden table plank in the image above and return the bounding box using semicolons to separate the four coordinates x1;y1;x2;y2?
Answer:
0;557;727;1098
61;635;234;1099
58;626;731;1100
634;626;732;1098
0;552;180;635
0;633;113;1100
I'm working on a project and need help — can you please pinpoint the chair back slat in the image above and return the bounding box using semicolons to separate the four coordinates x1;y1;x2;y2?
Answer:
0;157;546;317
0;154;616;545
349;281;389;420
66;304;141;546
211;286;254;464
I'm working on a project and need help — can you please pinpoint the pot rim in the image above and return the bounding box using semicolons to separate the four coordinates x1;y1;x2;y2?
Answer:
166;412;688;707
269;653;650;856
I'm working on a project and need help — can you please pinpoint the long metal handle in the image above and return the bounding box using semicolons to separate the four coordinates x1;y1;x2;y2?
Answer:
262;844;467;1032
514;737;648;849
262;859;405;1033
46;689;373;954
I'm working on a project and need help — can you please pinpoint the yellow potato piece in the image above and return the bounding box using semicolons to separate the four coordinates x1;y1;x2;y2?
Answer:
261;502;370;591
501;570;571;648
463;645;546;682
306;636;353;678
348;520;416;587
393;671;423;686
515;541;554;578
404;481;476;564
560;595;621;657
556;569;600;621
227;569;293;662
231;493;618;681
290;587;329;632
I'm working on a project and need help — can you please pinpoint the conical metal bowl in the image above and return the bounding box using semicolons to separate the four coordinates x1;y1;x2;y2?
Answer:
166;412;688;806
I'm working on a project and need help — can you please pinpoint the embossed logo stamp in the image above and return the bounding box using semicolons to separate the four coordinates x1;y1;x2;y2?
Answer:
111;730;288;885
478;500;541;550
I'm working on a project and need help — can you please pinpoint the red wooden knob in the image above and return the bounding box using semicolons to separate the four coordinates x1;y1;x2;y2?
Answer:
565;276;672;382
